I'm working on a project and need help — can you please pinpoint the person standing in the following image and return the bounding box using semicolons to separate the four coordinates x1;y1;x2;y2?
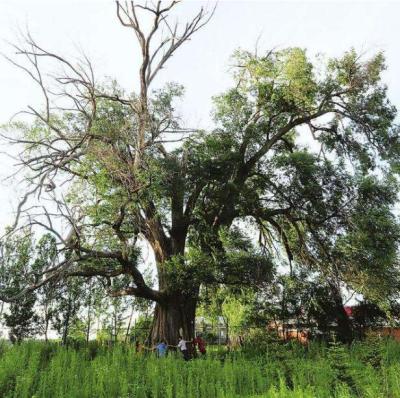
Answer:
156;339;168;358
135;340;144;354
177;336;190;361
193;335;207;356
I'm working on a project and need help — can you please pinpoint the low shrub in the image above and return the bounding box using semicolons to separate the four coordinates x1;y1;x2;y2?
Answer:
0;339;399;397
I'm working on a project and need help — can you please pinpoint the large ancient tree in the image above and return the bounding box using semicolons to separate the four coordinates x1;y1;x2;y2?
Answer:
1;1;400;344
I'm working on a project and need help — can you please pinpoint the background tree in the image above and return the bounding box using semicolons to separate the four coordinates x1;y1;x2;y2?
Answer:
198;285;255;343
125;267;154;342
51;278;84;345
103;278;131;343
0;230;39;342
33;234;58;341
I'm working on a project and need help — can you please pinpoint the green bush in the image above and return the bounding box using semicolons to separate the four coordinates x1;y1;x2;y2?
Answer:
0;339;400;397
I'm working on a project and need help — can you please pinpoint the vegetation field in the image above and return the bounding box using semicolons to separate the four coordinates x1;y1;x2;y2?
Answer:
1;339;400;397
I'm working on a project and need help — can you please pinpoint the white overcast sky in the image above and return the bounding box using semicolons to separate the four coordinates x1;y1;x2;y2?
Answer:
0;0;400;232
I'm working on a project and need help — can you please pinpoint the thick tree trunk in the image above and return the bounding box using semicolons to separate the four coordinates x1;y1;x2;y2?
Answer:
150;293;197;345
148;222;200;345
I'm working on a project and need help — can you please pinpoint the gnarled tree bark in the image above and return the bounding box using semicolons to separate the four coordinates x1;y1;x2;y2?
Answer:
150;291;198;344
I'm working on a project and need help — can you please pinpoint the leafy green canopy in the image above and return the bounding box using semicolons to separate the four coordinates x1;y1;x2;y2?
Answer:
2;47;399;306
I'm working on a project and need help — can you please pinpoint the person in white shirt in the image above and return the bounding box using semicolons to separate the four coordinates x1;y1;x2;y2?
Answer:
177;336;190;361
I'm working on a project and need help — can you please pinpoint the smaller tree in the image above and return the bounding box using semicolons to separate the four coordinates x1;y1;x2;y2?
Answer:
33;234;58;341
81;278;106;343
129;315;152;344
198;285;255;343
246;269;356;341
52;278;84;345
125;267;154;343
102;278;132;343
0;230;39;342
4;294;39;343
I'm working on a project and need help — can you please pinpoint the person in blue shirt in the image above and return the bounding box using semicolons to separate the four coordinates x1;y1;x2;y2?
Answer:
156;339;168;357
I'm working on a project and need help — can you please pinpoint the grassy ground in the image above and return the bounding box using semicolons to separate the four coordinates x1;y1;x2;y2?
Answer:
1;339;400;397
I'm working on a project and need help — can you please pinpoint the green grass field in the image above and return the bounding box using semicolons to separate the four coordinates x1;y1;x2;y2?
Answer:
1;339;400;397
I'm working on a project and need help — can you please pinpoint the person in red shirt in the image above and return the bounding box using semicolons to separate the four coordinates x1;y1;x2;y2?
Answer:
193;335;206;356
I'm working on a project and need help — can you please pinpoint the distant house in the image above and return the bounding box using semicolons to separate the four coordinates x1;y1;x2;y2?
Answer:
267;304;400;344
367;327;400;341
267;320;309;344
